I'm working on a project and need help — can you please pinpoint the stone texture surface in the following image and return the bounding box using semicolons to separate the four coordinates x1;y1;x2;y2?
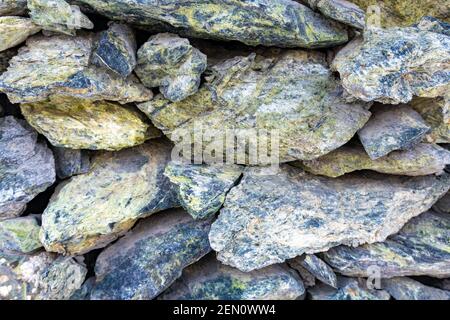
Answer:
0;0;27;16
91;209;212;300
53;147;90;179
0;116;55;220
0;34;152;104
136;33;207;102
410;97;449;144
382;277;450;300
0;16;41;52
209;165;450;271
324;211;450;278
40;139;179;255
293;254;337;288
308;0;365;29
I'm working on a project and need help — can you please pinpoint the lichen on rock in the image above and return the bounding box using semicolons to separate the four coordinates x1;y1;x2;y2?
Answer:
0;16;41;52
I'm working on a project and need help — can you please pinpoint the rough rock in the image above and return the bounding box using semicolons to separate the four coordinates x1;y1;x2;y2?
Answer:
138;51;371;163
287;259;316;288
0;16;41;52
91;209;212;300
0;0;28;16
358;105;431;159
209;165;450;271
433;191;450;214
382;277;450;300
308;0;365;29
297;143;450;177
0;34;152;104
21;97;159;151
164;163;242;220
53;147;90;179
28;0;93;35
0;116;55;220
291;254;337;288
324;211;450;278
135;33;207;102
76;0;348;48
40;139;179;255
410;97;449;143
160;254;305;300
91;22;136;77
332;25;450;104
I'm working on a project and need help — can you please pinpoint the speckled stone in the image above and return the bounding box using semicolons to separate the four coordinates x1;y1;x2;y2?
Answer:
410;97;449;144
308;0;365;29
209;165;450;272
382;277;450;300
324;211;450;278
40;139;179;255
91;209;212;300
52;147;90;179
0;1;27;16
0;16;41;52
292;254;337;288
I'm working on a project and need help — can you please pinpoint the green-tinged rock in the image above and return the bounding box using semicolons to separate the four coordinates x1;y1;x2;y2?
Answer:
209;165;450;272
308;0;365;29
358;105;431;159
296;143;450;177
28;0;93;35
291;254;337;288
382;277;450;300
164;162;242;220
91;209;212;300
40;139;179;255
0;34;152;104
160;254;305;300
136;33;207;102
308;276;390;300
76;0;348;48
138;51;371;163
0;116;55;220
0;1;27;16
21;97;159;151
324;211;450;278
0;16;41;52
332;24;450;104
91;22;136;77
410;97;449;143
433;191;450;214
53;147;90;179
0;252;86;300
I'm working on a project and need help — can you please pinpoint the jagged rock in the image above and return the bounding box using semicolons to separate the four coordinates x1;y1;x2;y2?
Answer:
76;0;348;48
0;34;152;104
297;143;450;177
382;277;450;300
410;97;449;143
291;254;337;288
0;116;55;220
20;97;159;151
91;22;136;77
308;0;365;29
433;191;450;214
91;209;212;300
0;252;86;300
53;147;90;179
0;1;27;16
135;33;207;102
308;276;390;300
287;259;316;288
28;0;93;35
164;163;242;220
324;211;450;278
332;25;450;104
0;47;17;73
160;254;305;300
0;16;41;52
138;51;371;163
209;165;450;272
358;105;431;159
69;276;95;300
40;139;179;255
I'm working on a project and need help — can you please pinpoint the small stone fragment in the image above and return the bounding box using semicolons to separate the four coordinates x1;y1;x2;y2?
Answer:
91;209;212;300
382;277;450;300
308;0;365;29
293;254;337;288
287;259;316;288
0;16;41;52
40;139;179;255
410;97;449;143
135;33;207;102
0;0;27;16
53;147;90;179
91;22;136;77
164;162;242;220
433;191;450;214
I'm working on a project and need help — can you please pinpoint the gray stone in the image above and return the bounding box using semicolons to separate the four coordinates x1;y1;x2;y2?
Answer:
308;0;365;29
293;254;337;288
53;147;90;179
69;276;95;300
433;191;450;214
0;16;41;52
382;277;450;300
0;0;27;16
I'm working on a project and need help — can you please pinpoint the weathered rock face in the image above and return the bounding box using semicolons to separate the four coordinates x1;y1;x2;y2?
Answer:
52;147;90;179
91;23;136;77
332;25;450;104
0;16;41;52
308;0;365;29
0;1;27;16
91;209;212;300
0;116;55;220
160;254;305;300
324;211;450;278
297;143;450;177
382;277;450;300
76;0;348;48
410;97;449;144
358;105;431;159
40;139;179;255
209;165;450;272
0;34;152;104
136;33;207;102
139;51;371;162
0;252;86;300
164;163;242;220
20;97;159;151
28;0;93;35
290;254;337;288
